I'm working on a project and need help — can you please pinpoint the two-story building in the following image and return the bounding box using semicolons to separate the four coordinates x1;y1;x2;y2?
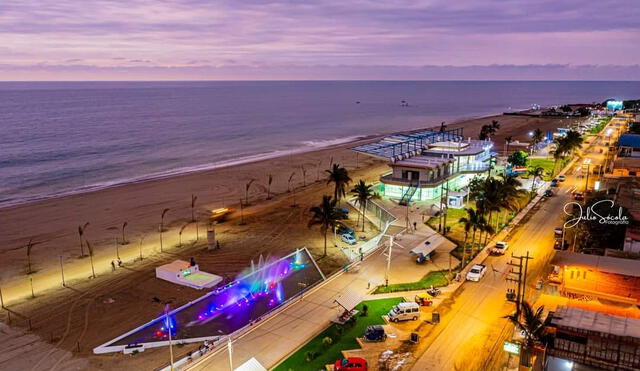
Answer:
351;128;495;208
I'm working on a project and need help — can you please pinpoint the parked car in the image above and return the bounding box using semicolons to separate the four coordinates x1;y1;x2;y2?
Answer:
341;233;357;245
338;207;350;218
336;223;355;235
490;241;508;255
550;179;559;187
544;189;554;197
574;192;584;201
558;175;566;182
387;302;420;322
466;264;487;282
554;227;563;238
364;325;386;341
334;357;368;371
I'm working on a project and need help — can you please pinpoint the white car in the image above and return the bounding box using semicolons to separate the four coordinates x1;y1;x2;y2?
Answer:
490;241;508;255
341;233;357;245
558;175;566;182
466;264;487;282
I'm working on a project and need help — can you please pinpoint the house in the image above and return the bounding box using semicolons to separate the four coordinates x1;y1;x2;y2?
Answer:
351;128;495;208
618;134;640;158
549;251;640;305
545;306;640;370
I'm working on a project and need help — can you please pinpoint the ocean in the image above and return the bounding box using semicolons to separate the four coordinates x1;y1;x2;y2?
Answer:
1;80;639;208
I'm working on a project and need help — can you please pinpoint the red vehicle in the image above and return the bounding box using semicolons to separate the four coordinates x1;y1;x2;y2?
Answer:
334;357;368;371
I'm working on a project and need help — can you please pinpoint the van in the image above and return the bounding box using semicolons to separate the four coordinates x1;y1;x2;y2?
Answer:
387;302;420;322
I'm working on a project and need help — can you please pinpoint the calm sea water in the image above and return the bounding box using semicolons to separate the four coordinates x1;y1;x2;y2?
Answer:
1;81;639;207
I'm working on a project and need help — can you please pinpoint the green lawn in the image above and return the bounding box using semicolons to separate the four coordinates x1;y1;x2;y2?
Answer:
373;270;449;294
274;297;404;371
526;158;557;180
589;117;612;134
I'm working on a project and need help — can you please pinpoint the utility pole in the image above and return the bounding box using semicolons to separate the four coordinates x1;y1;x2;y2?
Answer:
506;251;534;317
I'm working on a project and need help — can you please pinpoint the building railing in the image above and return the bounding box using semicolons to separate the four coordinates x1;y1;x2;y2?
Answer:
380;174;448;186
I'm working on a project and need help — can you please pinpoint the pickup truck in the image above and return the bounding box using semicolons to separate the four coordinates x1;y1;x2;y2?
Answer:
490;241;508;255
466;264;487;282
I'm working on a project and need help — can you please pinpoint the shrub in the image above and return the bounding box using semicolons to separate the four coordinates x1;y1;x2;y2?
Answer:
305;351;318;362
322;336;333;347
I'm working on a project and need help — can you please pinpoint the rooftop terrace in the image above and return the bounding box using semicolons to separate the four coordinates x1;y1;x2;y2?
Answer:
351;128;463;160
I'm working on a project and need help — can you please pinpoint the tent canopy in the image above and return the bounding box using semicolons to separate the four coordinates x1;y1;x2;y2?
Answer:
334;289;363;312
235;357;267;371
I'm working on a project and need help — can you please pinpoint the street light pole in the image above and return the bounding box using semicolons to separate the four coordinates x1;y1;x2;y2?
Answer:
227;335;233;371
60;255;66;287
385;236;393;286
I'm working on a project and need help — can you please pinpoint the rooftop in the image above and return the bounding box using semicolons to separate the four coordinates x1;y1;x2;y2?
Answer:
551;251;640;277
157;260;192;273
392;155;453;169
618;134;640;148
351;128;463;160
425;139;493;156
551;306;640;339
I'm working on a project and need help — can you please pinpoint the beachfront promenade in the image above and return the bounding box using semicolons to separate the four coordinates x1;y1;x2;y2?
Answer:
186;205;456;370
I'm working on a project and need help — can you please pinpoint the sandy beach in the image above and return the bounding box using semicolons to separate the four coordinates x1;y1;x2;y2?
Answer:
0;112;581;370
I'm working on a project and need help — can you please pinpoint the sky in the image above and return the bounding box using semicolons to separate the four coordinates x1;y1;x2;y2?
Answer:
1;0;639;80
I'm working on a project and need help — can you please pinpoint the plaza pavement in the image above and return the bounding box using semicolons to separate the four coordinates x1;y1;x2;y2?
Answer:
187;202;457;370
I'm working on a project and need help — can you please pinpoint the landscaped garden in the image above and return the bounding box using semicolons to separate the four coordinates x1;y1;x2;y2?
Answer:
273;297;403;371
373;270;449;294
589;116;612;134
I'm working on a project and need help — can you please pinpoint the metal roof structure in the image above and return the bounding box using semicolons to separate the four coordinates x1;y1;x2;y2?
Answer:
351;128;464;160
552;306;640;339
619;134;640;149
550;251;640;278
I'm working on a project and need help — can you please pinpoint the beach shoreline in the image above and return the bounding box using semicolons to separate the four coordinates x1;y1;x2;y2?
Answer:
0;113;581;283
0;111;509;211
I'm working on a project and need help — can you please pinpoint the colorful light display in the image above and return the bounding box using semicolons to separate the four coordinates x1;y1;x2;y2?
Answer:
153;254;307;339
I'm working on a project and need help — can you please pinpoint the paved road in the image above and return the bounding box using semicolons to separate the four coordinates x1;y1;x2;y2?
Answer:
411;117;624;371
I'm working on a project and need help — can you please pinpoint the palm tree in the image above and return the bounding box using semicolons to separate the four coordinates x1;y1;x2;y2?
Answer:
287;171;295;192
528;166;545;194
308;195;343;257
244;179;255;205
504;136;514;156
531;128;544;149
191;194;198;222
160;208;170;252
121;221;128;245
78;222;90;257
504;301;548;367
351;180;375;232
25;238;36;274
458;208;480;267
267;174;273;200
86;240;96;278
178;223;189;247
326;163;352;204
301;165;307;187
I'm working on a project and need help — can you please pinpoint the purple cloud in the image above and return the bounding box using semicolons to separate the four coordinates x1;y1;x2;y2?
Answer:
0;0;638;80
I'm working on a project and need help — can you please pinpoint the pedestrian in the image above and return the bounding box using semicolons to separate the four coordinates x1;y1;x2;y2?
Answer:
117;257;122;267
110;260;116;272
413;221;417;231
216;240;221;250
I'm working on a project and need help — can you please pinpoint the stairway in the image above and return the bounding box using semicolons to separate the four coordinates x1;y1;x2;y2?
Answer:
399;183;418;206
